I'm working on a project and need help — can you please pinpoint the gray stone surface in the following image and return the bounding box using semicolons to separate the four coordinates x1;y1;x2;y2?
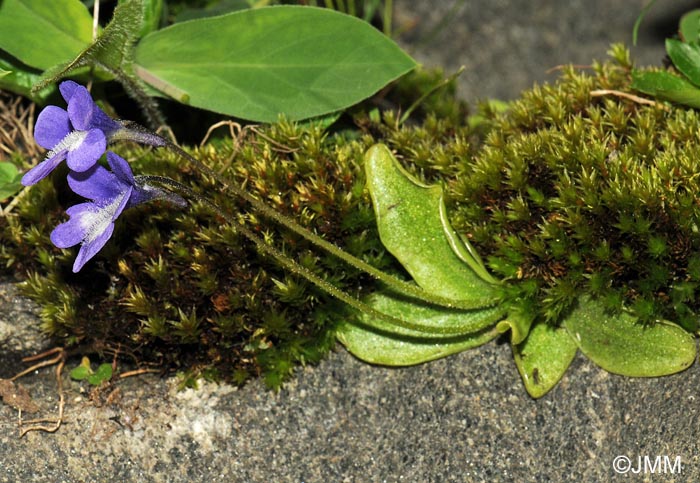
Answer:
2;1;699;482
396;0;699;102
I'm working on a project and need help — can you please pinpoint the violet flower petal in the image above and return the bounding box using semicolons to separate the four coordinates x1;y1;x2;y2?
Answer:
107;152;135;185
71;187;132;272
66;129;106;172
59;80;80;104
68;164;125;202
65;82;119;134
34;106;71;150
73;222;115;272
67;85;95;131
21;151;67;186
89;105;120;134
50;203;96;248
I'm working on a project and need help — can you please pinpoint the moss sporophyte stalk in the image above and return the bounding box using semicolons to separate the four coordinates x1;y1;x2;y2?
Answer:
2;46;700;396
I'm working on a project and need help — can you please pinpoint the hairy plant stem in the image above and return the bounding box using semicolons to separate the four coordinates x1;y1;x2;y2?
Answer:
118;121;499;310
140;174;492;337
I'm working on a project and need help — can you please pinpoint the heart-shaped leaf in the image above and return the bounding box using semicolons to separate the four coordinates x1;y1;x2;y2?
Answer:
338;290;505;366
561;296;696;377
631;70;700;108
134;6;417;121
0;0;93;70
512;322;578;398
364;143;499;307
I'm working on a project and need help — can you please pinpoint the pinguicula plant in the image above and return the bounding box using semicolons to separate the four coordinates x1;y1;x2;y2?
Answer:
3;1;700;398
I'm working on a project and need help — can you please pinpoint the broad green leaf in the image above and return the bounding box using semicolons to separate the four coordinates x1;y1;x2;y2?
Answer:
0;68;8;78
338;290;504;366
0;0;93;70
512;322;578;398
631;70;700;108
0;162;23;201
562;296;696;377
174;0;254;22
134;6;417;121
666;38;700;87
680;9;700;44
365;143;499;306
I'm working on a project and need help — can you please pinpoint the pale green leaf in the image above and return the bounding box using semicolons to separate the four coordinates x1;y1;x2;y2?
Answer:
666;38;700;87
134;6;417;121
0;54;55;103
364;143;499;307
631;70;700;108
680;9;700;44
562;297;696;377
512;322;578;398
338;290;505;366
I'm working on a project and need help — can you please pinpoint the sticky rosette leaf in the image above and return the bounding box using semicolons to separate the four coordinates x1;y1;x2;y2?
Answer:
338;144;507;366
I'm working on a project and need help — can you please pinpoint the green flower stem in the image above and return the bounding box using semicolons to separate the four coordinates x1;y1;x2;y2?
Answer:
194;148;496;310
119;122;497;311
141;175;489;336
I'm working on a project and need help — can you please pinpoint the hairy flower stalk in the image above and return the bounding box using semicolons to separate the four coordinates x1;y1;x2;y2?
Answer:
139;175;488;336
112;122;499;310
27;81;494;333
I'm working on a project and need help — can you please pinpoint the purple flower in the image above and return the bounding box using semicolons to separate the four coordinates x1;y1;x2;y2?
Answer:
23;80;121;186
50;152;185;272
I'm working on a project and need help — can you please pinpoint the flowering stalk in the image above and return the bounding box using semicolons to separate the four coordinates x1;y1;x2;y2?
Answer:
139;175;487;336
27;81;493;314
114;123;498;310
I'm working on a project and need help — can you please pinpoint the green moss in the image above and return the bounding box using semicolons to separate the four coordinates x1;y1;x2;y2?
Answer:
4;47;700;386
